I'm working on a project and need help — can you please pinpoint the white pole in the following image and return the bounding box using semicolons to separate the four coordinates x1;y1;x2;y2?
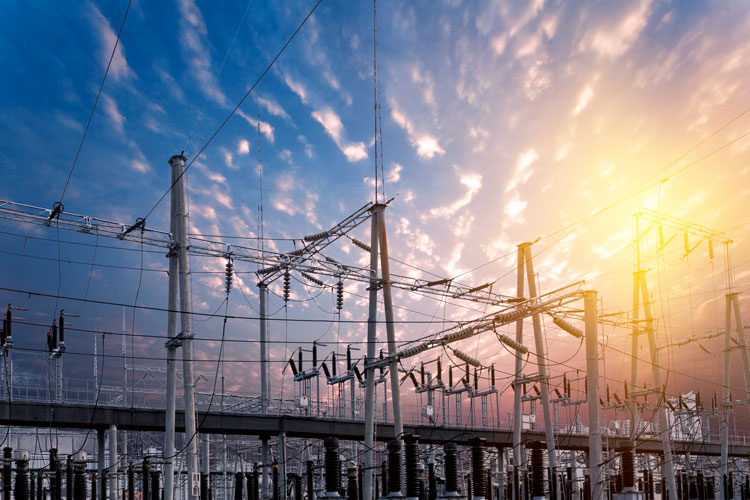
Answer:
171;153;199;500
363;206;380;500
721;294;732;500
165;155;181;500
583;291;602;500
378;208;404;493
109;424;119;500
640;277;677;500
511;245;525;500
523;245;557;495
259;283;270;500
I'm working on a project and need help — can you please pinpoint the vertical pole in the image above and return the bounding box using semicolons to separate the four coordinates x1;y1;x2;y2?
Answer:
378;207;404;493
202;437;210;493
629;272;641;443
259;282;270;500
512;246;525;500
721;295;732;500
729;294;750;399
363;207;381;500
98;429;106;500
122;309;128;464
165;155;180;500
109;425;119;500
640;277;677;500
279;434;287;500
522;245;557;497
583;291;602;500
171;154;200;500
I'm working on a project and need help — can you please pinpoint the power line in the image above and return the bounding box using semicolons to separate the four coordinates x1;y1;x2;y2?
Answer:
139;0;323;224
58;0;133;204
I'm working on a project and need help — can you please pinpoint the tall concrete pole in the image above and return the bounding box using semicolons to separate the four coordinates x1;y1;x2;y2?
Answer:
109;424;119;500
121;309;128;463
721;295;732;500
259;283;270;500
522;245;557;494
362;206;381;500
378;207;404;493
583;291;602;500
629;271;641;443
171;154;199;500
98;428;106;500
511;246;525;500
640;277;677;500
165;156;181;500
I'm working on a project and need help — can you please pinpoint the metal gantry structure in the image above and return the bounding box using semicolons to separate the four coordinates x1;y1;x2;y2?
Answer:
0;186;748;500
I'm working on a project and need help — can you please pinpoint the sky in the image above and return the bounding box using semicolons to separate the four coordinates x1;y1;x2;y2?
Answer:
0;0;749;430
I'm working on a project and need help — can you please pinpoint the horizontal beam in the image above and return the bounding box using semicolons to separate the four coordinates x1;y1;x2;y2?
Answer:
0;401;744;456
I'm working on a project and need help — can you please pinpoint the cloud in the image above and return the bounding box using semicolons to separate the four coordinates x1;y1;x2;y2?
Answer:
177;0;227;107
311;107;368;162
390;100;445;158
572;84;595;116
102;94;125;133
257;95;291;121
223;149;237;170
428;171;482;219
236;110;275;143
505;149;538;193
283;73;308;103
387;163;403;183
415;137;445;159
580;0;653;58
131;160;149;173
87;2;134;81
155;67;184;102
238;139;250;155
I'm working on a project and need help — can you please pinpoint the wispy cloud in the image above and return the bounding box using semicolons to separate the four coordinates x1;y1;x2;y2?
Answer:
237;139;250;155
311;107;367;162
177;0;227;107
102;94;125;133
237;110;275;143
505;150;538;193
257;95;291;121
282;73;308;103
428;171;482;219
572;84;595;116
580;0;653;58
390;100;445;159
86;2;134;81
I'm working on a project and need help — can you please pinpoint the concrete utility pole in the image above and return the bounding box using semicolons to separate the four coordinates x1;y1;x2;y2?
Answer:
522;244;558;497
511;246;525;500
109;424;119;500
170;153;199;500
583;291;602;500
378;205;405;492
164;155;181;500
362;206;380;500
259;283;270;500
121;309;128;462
631;216;677;500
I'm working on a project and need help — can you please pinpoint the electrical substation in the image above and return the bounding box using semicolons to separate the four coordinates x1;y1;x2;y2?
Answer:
0;3;748;500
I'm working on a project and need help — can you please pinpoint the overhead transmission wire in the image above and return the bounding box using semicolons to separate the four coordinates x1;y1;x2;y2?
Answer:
56;0;133;206
137;0;323;226
182;0;256;152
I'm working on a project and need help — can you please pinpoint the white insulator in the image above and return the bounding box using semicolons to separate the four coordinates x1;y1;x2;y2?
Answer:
552;316;583;339
304;230;330;242
258;264;282;275
400;344;429;358
453;349;480;367
351;238;372;252
301;272;325;287
440;326;475;344
497;334;528;354
494;308;526;325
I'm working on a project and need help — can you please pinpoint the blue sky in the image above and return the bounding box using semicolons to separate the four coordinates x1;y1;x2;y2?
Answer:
1;0;749;415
